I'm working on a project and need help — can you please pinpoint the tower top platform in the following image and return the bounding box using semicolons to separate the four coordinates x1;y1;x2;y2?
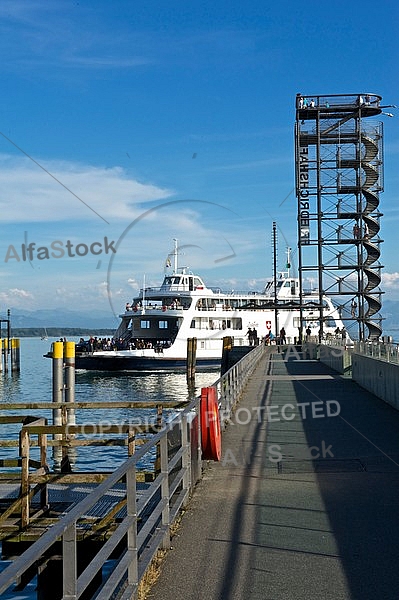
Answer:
296;93;382;119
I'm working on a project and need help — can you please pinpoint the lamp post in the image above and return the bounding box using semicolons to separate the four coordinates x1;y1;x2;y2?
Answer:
272;222;279;344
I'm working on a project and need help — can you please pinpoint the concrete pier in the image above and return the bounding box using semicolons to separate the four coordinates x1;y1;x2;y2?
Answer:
149;348;399;600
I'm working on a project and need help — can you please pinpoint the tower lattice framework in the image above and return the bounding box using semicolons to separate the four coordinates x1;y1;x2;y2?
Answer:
295;93;384;340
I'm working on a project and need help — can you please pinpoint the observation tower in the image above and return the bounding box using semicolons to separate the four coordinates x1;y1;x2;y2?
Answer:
295;93;385;340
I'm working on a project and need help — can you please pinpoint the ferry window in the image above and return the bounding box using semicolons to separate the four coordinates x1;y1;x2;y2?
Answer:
194;278;202;287
159;320;168;329
183;298;193;309
200;341;205;349
140;320;150;329
164;278;172;285
284;281;290;287
293;317;301;327
190;319;196;328
173;277;180;284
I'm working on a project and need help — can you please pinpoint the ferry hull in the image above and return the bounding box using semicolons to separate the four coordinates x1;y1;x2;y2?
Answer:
75;353;220;372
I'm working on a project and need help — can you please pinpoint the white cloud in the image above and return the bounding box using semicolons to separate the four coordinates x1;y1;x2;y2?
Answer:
54;279;123;301
0;155;172;223
0;287;34;309
0;193;275;313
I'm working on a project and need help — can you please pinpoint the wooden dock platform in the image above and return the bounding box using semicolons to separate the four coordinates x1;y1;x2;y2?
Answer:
0;476;154;548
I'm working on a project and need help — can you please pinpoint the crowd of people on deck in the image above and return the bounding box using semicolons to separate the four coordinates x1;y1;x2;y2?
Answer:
76;336;172;353
259;325;347;346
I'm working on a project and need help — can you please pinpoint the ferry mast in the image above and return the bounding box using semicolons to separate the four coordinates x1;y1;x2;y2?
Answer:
295;93;386;341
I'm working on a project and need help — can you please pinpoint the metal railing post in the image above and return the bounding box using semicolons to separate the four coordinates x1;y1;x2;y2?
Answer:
160;435;170;549
38;431;48;508
181;413;191;498
126;464;138;589
20;428;30;527
63;523;77;600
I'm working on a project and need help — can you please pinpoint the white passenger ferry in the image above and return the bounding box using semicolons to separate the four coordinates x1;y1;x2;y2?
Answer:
75;243;347;371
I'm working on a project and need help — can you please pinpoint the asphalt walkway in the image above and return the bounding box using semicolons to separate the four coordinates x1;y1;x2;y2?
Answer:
149;349;399;600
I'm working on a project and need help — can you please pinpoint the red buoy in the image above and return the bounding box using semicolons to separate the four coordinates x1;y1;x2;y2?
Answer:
200;386;222;461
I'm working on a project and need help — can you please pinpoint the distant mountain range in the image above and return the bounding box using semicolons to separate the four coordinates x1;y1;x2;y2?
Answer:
1;307;118;330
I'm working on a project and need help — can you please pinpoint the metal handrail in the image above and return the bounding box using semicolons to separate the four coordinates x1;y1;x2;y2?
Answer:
354;341;399;365
0;344;267;599
0;402;196;599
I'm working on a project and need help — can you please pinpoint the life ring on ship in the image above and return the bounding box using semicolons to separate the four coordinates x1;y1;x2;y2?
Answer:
200;387;222;461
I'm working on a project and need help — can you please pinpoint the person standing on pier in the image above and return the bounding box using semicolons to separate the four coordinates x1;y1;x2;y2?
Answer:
252;327;258;346
247;327;254;346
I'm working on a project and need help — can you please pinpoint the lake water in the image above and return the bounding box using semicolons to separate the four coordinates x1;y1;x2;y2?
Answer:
0;337;219;472
0;339;219;599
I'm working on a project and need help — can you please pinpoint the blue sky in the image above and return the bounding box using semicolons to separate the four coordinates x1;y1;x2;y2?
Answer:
0;0;398;323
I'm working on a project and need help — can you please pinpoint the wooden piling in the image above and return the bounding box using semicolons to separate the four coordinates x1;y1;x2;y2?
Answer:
221;336;233;375
63;341;76;468
3;338;8;372
186;337;197;384
11;338;20;372
63;341;76;426
52;341;64;468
